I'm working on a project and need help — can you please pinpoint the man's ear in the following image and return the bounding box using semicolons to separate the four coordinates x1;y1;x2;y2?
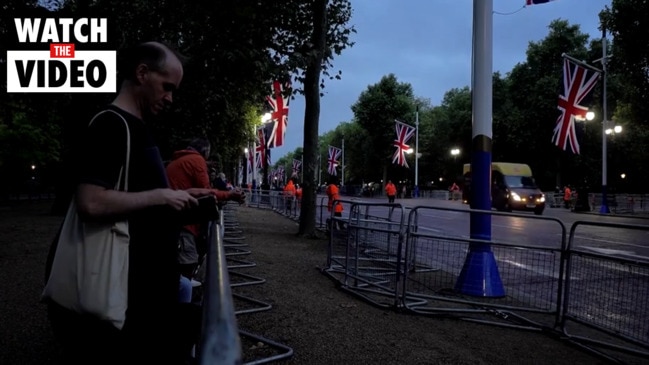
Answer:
134;64;149;85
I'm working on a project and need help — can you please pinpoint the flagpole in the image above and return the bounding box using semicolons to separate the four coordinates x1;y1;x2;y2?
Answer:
561;53;602;73
455;0;504;298
599;27;610;214
341;137;345;187
252;140;257;190
414;105;419;198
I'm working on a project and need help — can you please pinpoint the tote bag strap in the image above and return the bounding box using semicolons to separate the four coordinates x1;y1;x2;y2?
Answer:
88;110;131;192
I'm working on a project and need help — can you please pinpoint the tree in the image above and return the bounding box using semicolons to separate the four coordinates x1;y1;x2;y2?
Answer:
601;0;649;127
0;0;356;206
263;0;354;237
600;0;649;192
296;0;329;237
505;20;594;189
351;74;415;187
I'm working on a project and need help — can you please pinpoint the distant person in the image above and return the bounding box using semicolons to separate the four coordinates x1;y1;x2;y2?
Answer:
449;182;460;201
295;183;303;208
209;168;217;186
326;177;345;230
283;177;297;211
385;180;397;203
214;172;228;191
563;185;572;209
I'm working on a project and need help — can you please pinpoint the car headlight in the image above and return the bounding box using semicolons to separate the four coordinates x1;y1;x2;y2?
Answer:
510;192;521;201
538;194;545;203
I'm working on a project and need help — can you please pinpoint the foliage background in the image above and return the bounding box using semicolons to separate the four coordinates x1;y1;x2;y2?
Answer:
1;0;647;200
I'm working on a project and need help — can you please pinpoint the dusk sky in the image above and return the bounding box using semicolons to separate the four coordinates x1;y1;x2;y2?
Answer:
270;0;612;160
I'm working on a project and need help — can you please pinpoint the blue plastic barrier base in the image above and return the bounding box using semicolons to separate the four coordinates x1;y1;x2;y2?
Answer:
454;248;505;297
599;204;610;214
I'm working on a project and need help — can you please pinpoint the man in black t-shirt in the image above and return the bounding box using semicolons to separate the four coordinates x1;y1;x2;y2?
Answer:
46;41;210;365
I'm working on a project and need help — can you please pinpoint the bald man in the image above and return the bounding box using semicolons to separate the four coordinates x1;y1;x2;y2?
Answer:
45;42;205;364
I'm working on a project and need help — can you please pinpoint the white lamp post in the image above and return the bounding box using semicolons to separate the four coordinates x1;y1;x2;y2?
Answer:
583;107;622;213
244;147;249;185
414;106;420;197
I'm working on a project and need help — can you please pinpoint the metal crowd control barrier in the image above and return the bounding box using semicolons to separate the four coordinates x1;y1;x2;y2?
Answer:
402;206;568;330
323;200;411;309
220;202;294;363
249;190;333;230
197;213;242;365
320;200;649;364
561;221;649;362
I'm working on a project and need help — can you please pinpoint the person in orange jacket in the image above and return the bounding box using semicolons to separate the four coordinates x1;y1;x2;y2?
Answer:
166;137;246;280
563;185;572;209
283;177;297;211
326;176;344;230
385;180;397;203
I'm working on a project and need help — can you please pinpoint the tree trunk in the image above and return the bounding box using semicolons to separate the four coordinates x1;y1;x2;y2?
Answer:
298;0;328;237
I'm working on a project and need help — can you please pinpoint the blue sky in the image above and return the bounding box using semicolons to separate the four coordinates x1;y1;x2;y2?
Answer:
271;0;612;160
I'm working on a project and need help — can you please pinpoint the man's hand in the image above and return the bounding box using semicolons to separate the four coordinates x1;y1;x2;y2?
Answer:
229;189;246;205
159;189;198;210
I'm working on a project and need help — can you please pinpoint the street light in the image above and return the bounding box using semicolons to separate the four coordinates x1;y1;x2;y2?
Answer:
450;148;460;161
585;110;622;213
253;112;273;189
605;125;622;135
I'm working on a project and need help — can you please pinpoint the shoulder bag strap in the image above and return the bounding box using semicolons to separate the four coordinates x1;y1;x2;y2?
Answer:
88;110;131;192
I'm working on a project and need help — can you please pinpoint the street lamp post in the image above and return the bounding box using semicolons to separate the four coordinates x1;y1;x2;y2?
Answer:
414;106;419;198
244;147;249;185
599;27;610;214
255;112;272;190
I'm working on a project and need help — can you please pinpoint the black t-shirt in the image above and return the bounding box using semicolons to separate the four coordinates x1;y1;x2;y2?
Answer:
78;105;181;320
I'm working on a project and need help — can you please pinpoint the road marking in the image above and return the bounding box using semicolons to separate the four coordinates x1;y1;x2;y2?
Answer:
501;259;572;279
578;246;649;262
419;212;454;220
573;235;648;249
493;223;524;231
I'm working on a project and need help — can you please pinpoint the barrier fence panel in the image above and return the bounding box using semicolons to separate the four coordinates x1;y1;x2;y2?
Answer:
323;201;408;308
245;191;649;364
561;221;649;362
219;202;294;363
400;206;568;330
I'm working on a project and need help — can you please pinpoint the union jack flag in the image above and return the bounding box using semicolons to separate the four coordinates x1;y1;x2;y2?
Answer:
552;57;600;154
292;159;301;177
247;148;254;175
265;80;290;148
327;145;341;176
526;0;556;5
278;166;285;184
392;120;415;167
256;126;272;168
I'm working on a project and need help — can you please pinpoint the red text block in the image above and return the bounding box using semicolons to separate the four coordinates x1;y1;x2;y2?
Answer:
50;43;75;58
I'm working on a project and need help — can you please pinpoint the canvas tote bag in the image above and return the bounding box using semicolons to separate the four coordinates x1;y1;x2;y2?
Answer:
42;110;131;330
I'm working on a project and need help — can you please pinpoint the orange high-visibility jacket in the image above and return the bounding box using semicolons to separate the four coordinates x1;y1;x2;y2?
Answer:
326;183;343;213
385;182;397;196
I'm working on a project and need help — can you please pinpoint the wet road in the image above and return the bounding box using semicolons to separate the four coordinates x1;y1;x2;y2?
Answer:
325;195;649;260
